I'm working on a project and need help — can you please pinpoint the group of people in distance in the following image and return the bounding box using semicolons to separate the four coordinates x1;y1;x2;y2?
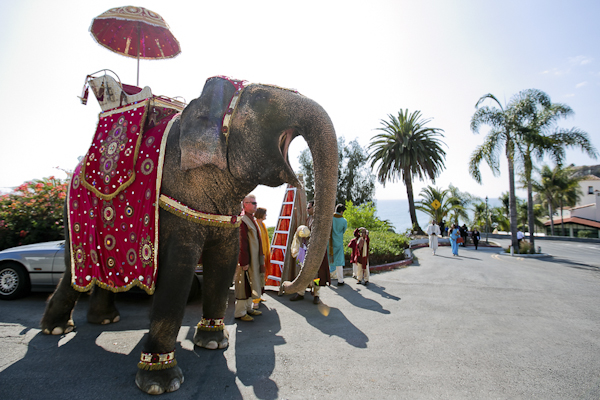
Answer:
234;197;371;321
426;220;481;257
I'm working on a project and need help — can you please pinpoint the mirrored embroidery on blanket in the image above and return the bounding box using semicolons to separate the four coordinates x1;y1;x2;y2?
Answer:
68;99;179;294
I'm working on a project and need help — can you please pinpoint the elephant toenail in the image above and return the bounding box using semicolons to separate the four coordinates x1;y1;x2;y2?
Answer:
146;384;164;395
205;341;218;350
51;327;64;335
167;379;181;392
101;319;110;325
113;315;120;323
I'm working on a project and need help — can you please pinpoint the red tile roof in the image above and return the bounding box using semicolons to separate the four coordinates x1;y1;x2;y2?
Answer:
544;216;600;229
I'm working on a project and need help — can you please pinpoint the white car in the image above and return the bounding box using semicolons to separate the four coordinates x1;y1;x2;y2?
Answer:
0;240;65;300
0;240;202;300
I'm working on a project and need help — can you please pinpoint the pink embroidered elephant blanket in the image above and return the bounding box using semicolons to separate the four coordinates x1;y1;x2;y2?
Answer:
68;98;180;294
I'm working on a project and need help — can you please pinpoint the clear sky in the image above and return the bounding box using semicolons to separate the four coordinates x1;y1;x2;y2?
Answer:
1;0;599;227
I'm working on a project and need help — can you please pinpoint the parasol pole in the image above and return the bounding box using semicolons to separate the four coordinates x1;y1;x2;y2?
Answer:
135;24;140;87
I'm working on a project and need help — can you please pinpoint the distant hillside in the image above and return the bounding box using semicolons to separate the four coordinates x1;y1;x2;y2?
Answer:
572;164;600;178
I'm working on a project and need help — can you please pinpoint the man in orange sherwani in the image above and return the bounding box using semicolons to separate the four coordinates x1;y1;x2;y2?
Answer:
254;207;270;309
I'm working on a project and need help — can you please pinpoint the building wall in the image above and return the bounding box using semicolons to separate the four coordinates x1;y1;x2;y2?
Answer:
577;178;600;207
570;205;596;220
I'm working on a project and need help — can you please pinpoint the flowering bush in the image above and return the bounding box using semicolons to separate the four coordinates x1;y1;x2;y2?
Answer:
0;176;68;250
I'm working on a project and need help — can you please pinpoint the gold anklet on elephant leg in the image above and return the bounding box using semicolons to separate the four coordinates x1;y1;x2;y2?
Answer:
138;350;177;370
197;317;225;331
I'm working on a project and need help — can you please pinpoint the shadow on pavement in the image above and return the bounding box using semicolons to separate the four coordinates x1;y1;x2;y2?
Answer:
273;291;368;349
234;306;283;400
542;257;600;272
332;282;391;315
359;281;401;301
0;290;253;399
0;293;161;399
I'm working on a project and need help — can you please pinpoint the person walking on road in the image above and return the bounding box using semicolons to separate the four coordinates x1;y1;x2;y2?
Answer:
449;224;460;256
426;220;441;255
472;227;481;250
460;224;469;247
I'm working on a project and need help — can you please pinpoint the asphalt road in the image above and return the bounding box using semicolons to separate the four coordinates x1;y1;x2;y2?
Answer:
1;241;600;399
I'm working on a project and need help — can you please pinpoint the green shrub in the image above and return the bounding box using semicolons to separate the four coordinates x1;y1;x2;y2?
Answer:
343;200;393;232
267;226;275;243
0;177;68;250
519;241;532;254
577;230;593;238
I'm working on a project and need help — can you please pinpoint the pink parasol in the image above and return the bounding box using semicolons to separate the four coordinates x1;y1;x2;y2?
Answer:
90;6;181;85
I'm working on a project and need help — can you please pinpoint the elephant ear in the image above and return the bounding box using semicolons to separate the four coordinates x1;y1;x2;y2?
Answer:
179;77;234;171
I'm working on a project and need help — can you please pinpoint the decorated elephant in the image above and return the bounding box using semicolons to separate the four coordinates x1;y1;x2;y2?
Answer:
39;75;338;394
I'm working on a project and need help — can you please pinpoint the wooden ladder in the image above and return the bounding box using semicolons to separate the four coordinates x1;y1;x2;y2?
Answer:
266;185;298;294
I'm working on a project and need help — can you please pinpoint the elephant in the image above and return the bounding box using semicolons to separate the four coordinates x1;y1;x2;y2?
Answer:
39;76;338;395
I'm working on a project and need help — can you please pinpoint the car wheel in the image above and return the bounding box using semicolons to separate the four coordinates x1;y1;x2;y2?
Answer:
0;262;30;300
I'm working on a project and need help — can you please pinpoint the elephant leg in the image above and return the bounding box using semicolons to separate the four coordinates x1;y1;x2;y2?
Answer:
135;231;201;395
87;285;120;325
40;224;81;335
193;231;238;350
40;261;81;335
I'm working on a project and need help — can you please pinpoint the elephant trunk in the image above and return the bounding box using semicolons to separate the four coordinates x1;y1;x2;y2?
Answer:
283;99;338;294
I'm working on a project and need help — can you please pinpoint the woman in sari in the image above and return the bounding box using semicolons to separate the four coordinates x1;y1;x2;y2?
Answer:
449;223;460;256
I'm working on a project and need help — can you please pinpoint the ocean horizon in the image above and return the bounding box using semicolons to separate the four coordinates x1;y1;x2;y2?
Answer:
375;198;502;233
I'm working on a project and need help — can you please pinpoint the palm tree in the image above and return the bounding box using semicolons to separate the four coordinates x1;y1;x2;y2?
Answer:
471;201;489;229
448;184;479;224
369;109;446;234
415;185;457;223
470;93;522;251
490;206;511;232
517;198;528;231
510;89;597;251
498;192;510;218
532;165;560;236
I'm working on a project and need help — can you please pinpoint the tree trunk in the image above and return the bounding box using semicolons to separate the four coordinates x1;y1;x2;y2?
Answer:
404;169;423;235
560;198;565;237
548;200;555;236
507;147;519;253
527;176;535;253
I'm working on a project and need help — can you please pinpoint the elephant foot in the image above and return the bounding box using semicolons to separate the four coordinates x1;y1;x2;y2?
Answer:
135;366;184;395
41;319;75;335
87;309;120;325
40;299;77;335
87;286;120;325
193;326;229;350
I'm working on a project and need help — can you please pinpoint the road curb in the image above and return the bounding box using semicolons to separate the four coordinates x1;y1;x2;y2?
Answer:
497;252;552;258
370;257;414;272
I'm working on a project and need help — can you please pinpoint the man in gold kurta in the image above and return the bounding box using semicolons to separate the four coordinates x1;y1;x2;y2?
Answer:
234;194;264;321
